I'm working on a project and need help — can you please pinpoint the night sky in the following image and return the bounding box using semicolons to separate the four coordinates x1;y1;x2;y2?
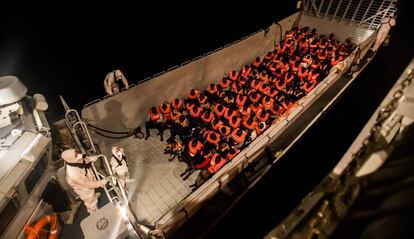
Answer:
1;1;413;238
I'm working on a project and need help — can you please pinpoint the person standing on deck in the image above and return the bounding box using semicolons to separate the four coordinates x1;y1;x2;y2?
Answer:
61;149;110;214
371;14;396;52
103;69;129;96
110;146;134;188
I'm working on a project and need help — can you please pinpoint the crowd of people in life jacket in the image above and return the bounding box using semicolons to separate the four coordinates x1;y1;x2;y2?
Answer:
145;26;355;189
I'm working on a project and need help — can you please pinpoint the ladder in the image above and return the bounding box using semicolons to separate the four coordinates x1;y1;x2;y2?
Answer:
59;96;157;238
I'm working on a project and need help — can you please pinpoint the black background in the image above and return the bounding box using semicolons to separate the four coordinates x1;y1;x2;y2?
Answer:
1;1;413;238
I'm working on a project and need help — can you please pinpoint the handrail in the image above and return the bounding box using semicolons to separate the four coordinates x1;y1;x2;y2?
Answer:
73;121;97;154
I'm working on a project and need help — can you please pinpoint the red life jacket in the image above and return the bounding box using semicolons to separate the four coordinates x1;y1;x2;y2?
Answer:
277;44;287;54
195;155;211;170
211;119;223;131
219;125;231;136
207;84;218;95
149;108;161;121
189;106;201;118
259;84;270;95
267;88;278;98
250;80;261;90
188;139;203;157
206;131;220;146
201;111;214;123
188;89;200;100
291;64;300;74
159;104;172;122
242;118;257;130
226;148;239;160
261;97;274;109
241;66;251;78
214;104;227;117
269;62;278;73
307;71;320;83
171;99;183;110
270;104;285;115
198;94;208;105
231;129;247;144
274;54;283;64
236;94;247;107
285;73;294;84
297;66;309;80
318;50;328;61
256;109;270;122
229;116;241;129
239;106;251;118
249;92;262;103
303;81;315;93
224;109;237;121
249;103;262;114
253;58;262;68
276;78;287;91
264;52;273;61
220;78;230;89
229;71;239;81
260;73;268;82
331;56;343;66
208;154;226;173
303;55;313;65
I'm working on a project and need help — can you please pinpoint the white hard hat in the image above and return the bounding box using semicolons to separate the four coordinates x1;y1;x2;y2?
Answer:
61;149;81;163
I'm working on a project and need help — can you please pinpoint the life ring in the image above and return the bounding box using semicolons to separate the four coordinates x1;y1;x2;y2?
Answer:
24;213;59;239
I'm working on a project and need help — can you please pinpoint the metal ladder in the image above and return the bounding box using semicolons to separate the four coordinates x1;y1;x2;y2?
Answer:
59;96;158;238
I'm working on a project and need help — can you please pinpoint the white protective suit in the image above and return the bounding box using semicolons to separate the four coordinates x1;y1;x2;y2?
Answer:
103;69;129;96
110;146;131;188
372;16;396;52
61;149;108;214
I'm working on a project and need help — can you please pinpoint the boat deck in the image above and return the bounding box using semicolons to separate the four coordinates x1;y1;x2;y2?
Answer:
114;130;199;225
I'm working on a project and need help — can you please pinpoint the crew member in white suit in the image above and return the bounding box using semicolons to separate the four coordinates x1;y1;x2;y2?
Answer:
110;146;134;188
61;149;109;214
103;69;129;96
372;14;396;52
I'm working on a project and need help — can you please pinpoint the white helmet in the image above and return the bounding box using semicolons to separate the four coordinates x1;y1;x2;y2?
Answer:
61;149;83;163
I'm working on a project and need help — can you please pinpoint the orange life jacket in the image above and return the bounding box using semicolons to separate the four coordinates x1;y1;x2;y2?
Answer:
285;73;294;84
253;58;262;68
206;131;220;146
159;104;172;122
331;56;343;66
236;94;247;107
231;129;247;144
188;89;200;100
270;104;285;115
297;66;309;80
214;104;226;118
241;66;251;78
259;84;270;95
171;111;181;122
250;80;261;91
189;106;201;118
249;103;262;114
198;95;208;105
149;109;161;122
229;116;241;129
303;81;315;93
171;99;183;110
220;78;230;89
211;119;223;131
207;84;218;95
201;111;214;123
303;55;313;65
276;78;287;91
249;92;262;103
262;97;274;109
229;71;239;81
188;139;203;157
267;88;278;98
226;148;240;160
242;118;257;130
256;109;270;122
208;154;226;173
318;50;328;61
277;44;287;54
219;125;231;136
239;106;251;118
224;109;237;121
255;122;267;135
307;71;320;83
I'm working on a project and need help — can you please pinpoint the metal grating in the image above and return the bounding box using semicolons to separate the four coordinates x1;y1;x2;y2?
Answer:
303;0;398;30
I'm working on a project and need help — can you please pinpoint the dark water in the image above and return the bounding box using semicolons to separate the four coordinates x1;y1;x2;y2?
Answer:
1;2;412;239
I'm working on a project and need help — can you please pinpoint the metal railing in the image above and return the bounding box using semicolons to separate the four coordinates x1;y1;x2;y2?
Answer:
303;0;398;30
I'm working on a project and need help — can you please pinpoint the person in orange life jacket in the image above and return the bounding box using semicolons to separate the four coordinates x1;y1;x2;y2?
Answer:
220;77;231;89
229;115;241;129
249;91;262;104
297;65;309;81
326;45;336;57
219;124;231;137
211;117;223;131
302;54;313;68
164;139;183;162
201;110;214;125
239;104;251;119
242;117;257;131
241;65;251;78
274;67;284;79
302;79;316;93
205;131;221;151
259;71;269;83
250;102;262;115
208;153;228;174
171;98;183;111
226;147;239;161
159;103;172;128
250;79;262;91
270;103;285;117
291;60;301;74
145;106;164;141
223;94;235;106
224;107;236;122
261;95;274;109
187;138;203;158
166;109;182;143
267;87;278;98
256;121;267;136
205;83;218;102
256;108;270;123
263;51;273;64
214;103;227;118
229;70;239;81
252;56;263;70
177;115;192;142
236;94;247;107
180;150;206;181
187;89;200;104
230;128;247;149
330;54;343;66
297;46;308;56
276;75;287;91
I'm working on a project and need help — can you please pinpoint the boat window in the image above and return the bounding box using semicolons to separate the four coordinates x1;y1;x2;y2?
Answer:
0;196;20;235
24;154;47;194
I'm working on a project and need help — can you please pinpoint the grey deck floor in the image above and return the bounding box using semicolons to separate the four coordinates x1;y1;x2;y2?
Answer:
113;129;199;225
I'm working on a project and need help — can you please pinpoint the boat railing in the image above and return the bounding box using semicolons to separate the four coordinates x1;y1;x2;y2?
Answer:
81;28;265;110
302;0;397;31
